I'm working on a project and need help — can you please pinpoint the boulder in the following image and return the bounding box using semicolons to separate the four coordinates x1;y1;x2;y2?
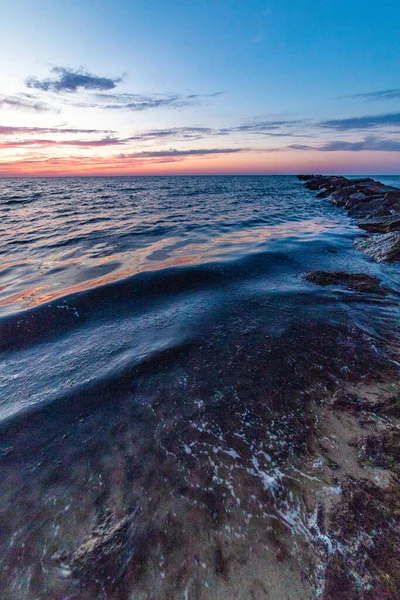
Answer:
354;232;400;261
357;215;400;233
347;197;393;218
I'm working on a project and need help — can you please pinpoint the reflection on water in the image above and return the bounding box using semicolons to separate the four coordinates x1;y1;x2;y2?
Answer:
0;176;349;313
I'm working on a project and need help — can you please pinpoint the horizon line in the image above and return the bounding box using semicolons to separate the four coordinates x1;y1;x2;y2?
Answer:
1;172;400;179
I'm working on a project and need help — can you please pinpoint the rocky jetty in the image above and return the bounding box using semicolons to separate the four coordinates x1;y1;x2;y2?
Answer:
297;174;400;261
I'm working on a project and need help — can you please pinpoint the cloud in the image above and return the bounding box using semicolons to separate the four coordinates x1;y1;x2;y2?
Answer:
0;136;124;149
118;147;247;159
77;91;224;112
340;88;400;101
26;66;122;93
320;136;400;152
0;125;113;136
288;135;400;152
125;121;310;143
287;144;313;150
233;120;306;133
126;127;216;142
0;94;55;112
319;113;400;131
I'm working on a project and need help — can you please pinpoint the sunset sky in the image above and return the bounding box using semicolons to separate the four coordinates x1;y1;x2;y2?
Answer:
1;0;399;176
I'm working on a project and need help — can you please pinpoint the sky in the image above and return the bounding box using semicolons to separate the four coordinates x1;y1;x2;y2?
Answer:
0;0;399;176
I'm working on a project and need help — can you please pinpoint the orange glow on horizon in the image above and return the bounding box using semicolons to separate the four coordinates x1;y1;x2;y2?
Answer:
0;150;399;177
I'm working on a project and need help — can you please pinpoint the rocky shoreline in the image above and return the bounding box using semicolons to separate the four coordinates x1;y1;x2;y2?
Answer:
298;174;400;262
298;174;400;599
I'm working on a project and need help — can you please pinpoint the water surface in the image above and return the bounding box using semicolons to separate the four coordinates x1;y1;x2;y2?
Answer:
0;176;399;599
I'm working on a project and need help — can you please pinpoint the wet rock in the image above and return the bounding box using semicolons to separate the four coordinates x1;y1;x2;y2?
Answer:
359;429;400;474
297;175;400;224
354;232;400;261
357;215;400;233
298;174;318;181
331;392;366;411
324;478;400;599
331;390;400;417
65;511;140;590
347;197;393;218
349;193;400;220
303;271;388;294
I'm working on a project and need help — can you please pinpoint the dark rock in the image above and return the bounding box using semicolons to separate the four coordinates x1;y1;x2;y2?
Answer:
303;271;388;294
359;430;400;474
354;232;400;261
331;391;400;416
349;191;400;218
65;511;141;591
324;478;400;599
347;197;392;218
357;215;400;233
297;174;317;181
298;175;400;262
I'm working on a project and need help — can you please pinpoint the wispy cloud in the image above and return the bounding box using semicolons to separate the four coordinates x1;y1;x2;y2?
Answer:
0;125;113;136
319;113;400;131
233;119;306;133
0;94;55;112
26;66;122;93
74;92;224;112
118;147;247;159
288;135;400;152
125;121;309;142
340;88;400;102
0;136;124;149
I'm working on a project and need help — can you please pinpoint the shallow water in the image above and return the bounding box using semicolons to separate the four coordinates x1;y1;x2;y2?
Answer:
0;175;399;599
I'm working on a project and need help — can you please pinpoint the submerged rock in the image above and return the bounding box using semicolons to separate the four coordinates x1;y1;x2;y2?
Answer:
354;232;400;261
303;271;388;294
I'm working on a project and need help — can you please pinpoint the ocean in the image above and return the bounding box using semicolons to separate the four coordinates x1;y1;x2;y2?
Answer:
1;175;399;599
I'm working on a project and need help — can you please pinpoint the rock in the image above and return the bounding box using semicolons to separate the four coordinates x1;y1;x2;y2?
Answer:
298;175;400;262
357;215;400;233
298;175;400;214
324;477;400;599
347;197;393;218
61;511;141;591
354;232;400;261
359;430;400;474
297;174;317;181
348;191;400;218
303;271;388;294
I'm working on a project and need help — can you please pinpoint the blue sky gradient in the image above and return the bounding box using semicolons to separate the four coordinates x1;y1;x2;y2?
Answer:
0;0;399;175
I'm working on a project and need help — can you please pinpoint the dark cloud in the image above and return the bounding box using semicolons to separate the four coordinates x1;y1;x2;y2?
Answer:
0;125;113;136
288;136;400;152
287;143;313;150
118;147;246;159
0;94;55;112
319;113;400;131
340;88;400;101
26;67;122;93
